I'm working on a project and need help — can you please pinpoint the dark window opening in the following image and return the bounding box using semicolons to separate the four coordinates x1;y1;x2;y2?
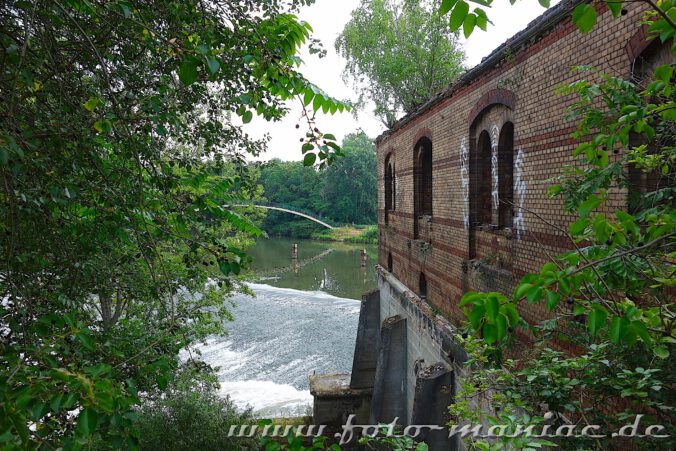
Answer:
414;139;433;217
627;40;675;212
498;122;514;229
632;39;673;85
387;253;393;272
419;273;427;299
384;155;394;223
413;138;433;239
476;130;492;225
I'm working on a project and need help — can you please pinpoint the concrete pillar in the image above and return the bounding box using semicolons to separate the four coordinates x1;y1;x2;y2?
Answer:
369;315;407;425
411;363;456;451
350;290;380;390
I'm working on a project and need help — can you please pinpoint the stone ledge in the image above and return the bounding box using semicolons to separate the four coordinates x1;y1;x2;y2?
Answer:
309;373;372;398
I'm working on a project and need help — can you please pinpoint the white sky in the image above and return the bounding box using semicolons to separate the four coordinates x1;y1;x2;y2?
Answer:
246;0;560;162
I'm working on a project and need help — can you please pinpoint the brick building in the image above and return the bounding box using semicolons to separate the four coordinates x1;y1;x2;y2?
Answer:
376;0;662;328
313;1;668;446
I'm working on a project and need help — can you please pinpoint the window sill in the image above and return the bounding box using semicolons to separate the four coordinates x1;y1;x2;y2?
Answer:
476;224;514;239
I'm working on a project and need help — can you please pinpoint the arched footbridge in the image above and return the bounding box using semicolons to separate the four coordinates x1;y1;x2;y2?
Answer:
227;203;337;229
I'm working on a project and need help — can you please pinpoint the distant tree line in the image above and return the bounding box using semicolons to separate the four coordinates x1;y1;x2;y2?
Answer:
259;132;377;237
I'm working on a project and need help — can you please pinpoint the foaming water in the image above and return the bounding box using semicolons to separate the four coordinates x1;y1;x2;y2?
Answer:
198;283;360;417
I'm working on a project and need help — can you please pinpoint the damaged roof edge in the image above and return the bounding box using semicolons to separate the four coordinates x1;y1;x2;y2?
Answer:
375;0;585;145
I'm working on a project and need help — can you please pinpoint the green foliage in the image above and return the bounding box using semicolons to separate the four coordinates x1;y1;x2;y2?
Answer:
259;132;377;235
135;369;256;451
323;132;378;224
450;2;675;450
336;0;465;127
0;0;347;448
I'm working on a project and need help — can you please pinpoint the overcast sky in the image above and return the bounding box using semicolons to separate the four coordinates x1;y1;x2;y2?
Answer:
246;0;561;162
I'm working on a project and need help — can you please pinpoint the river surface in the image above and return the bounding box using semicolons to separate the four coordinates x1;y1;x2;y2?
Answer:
198;237;378;417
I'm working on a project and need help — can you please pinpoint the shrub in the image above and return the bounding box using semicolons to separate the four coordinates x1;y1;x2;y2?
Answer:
136;370;256;451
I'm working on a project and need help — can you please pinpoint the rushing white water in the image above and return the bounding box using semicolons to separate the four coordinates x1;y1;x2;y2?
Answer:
198;283;361;417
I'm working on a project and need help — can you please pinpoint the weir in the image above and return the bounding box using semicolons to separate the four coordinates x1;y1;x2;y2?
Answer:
311;267;468;450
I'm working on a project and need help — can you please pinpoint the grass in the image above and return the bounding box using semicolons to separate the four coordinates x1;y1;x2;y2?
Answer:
311;225;377;244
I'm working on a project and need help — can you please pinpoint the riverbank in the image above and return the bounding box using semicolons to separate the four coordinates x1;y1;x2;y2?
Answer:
311;225;377;244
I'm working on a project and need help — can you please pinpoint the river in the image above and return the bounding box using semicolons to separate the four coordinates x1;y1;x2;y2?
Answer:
197;237;378;417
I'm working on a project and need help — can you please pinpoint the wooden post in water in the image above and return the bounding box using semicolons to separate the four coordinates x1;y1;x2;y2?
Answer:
291;243;298;273
360;248;367;267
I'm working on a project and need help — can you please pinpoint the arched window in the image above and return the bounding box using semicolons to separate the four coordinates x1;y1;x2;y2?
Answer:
476;130;492;225
384;154;395;223
418;273;427;299
498;122;514;229
387;252;393;272
413;137;433;239
627;39;674;212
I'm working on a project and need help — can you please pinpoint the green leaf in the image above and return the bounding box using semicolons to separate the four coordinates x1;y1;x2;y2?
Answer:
312;94;324;112
631;321;652;347
303;89;314;106
83;97;101;111
460;292;482;307
578;194;600;218
468;304;485;330
513;283;533;301
463;13;476;38
440;0;458;16
178;59;199;85
609;316;627;344
93;119;112;134
654;346;669;359
485;295;499;322
156;374;169;390
501;303;520;327
483;323;497;344
545;290;561;311
241;110;253;124
495;314;507;341
301;143;314;153
653;64;673;83
449;1;469;32
525;285;543;303
32;403;49;421
605;0;622;18
587;305;607;337
76;331;95;351
205;57;220;76
572;4;597;34
538;0;551;7
303;153;316;166
77;407;98;436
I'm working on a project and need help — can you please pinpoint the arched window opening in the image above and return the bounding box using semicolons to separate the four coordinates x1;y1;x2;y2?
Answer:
498;122;514;229
413;138;433;239
628;40;675;212
387;253;393;273
414;139;433;217
419;273;427;299
476;130;492;225
384;155;395;223
631;39;673;84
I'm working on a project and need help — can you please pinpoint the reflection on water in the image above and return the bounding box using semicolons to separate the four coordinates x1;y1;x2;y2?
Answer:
248;237;378;300
200;238;378;417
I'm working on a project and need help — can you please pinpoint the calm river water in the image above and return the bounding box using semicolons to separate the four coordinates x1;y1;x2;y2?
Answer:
197;237;378;417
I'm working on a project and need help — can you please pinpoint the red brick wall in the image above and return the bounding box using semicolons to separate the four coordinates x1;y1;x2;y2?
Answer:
377;1;649;328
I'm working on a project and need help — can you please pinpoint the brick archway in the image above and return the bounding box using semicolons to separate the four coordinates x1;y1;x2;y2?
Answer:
467;88;516;127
